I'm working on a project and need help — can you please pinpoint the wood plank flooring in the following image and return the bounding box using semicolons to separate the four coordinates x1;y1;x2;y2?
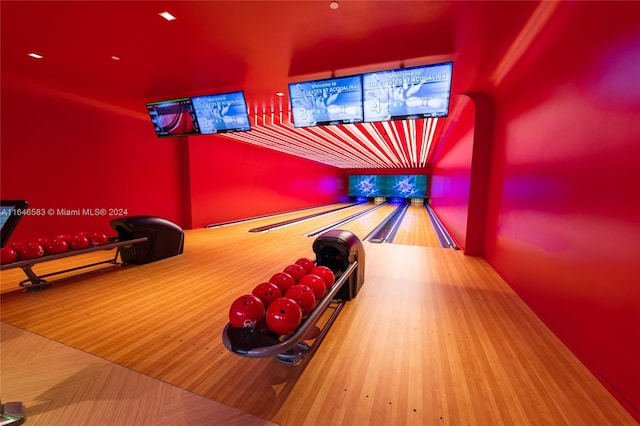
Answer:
392;205;442;247
0;323;277;426
1;204;637;425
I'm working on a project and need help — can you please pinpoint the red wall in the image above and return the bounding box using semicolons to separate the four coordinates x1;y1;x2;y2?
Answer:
428;95;475;251
432;2;640;419
186;135;343;228
0;81;185;242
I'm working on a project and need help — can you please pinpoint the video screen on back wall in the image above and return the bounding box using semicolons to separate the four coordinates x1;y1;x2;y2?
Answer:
387;175;427;198
348;175;387;197
348;175;427;198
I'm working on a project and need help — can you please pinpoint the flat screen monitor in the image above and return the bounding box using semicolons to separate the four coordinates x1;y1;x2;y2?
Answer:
348;175;387;197
362;62;453;122
289;75;364;127
146;97;200;137
1;200;28;247
192;91;251;134
387;175;427;198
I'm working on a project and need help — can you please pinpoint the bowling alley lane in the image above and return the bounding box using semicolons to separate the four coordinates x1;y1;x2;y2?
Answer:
208;202;356;232
391;204;443;247
316;203;399;239
249;202;378;235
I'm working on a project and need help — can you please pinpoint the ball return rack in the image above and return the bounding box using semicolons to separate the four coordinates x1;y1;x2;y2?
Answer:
0;237;149;290
222;229;365;365
1;215;185;290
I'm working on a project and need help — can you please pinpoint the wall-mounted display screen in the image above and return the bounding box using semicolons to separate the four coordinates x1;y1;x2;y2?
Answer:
289;75;364;127
362;62;453;122
192;91;251;134
146;98;200;137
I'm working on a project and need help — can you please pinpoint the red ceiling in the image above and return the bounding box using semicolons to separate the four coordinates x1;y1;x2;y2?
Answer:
0;1;539;169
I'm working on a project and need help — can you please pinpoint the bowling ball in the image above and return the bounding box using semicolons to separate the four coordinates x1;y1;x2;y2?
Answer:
266;297;302;335
53;234;74;245
252;282;282;307
269;272;296;293
0;246;18;264
311;266;335;289
283;264;306;283
229;294;265;329
31;236;50;247
68;234;90;250
16;242;45;260
94;232;109;245
87;232;109;247
44;237;69;255
299;274;326;300
8;241;25;252
295;257;315;274
285;284;316;315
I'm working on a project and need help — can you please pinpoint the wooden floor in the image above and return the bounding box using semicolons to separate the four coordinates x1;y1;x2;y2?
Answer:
0;323;277;426
1;204;637;425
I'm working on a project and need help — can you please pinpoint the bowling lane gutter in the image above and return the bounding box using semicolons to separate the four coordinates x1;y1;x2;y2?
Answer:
246;203;368;233
425;204;458;249
303;203;388;237
364;203;409;243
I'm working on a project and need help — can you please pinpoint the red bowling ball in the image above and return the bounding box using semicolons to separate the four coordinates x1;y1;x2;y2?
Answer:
229;294;265;329
252;282;282;307
54;234;73;245
94;232;109;245
8;241;25;252
266;297;302;335
285;284;316;315
311;266;335;289
295;257;315;274
16;242;45;260
283;264;306;283
68;234;90;250
31;236;50;247
44;237;69;255
269;271;296;293
299;273;326;300
0;246;18;264
87;232;109;247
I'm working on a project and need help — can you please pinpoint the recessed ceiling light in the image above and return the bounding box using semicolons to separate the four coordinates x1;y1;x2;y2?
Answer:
276;92;284;97
28;52;43;59
329;1;339;10
111;55;121;61
159;11;176;21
